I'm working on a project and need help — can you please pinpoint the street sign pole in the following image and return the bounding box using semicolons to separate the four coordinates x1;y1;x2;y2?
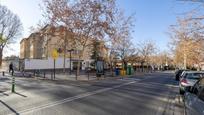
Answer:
70;51;71;75
54;58;56;80
52;49;59;80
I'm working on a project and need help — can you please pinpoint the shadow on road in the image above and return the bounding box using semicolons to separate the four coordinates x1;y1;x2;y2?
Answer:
0;100;19;115
0;91;9;96
14;92;27;98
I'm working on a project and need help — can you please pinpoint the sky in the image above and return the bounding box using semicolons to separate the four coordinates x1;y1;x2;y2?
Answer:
0;0;200;57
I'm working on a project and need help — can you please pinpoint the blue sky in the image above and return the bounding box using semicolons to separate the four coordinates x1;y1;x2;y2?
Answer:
117;0;201;51
0;0;200;57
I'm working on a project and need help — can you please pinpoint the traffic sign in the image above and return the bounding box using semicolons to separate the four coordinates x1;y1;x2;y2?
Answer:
52;49;59;60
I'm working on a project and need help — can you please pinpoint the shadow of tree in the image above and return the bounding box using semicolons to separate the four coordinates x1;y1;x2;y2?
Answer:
0;100;19;115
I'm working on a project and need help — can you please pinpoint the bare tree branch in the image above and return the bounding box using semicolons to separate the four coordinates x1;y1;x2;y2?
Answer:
0;5;22;66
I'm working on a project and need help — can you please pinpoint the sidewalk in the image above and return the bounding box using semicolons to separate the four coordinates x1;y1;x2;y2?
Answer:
0;71;148;81
0;76;11;95
34;71;147;81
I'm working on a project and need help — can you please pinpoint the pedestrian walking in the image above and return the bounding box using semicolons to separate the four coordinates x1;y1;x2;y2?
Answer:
9;62;14;76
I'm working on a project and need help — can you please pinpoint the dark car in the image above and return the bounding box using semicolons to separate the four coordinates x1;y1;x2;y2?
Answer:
175;69;185;81
184;77;204;115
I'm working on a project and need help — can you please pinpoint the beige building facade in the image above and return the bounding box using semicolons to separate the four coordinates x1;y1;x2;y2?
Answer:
20;25;108;70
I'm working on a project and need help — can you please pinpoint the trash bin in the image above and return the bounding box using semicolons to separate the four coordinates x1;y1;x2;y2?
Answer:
115;68;119;76
127;66;132;75
120;69;126;76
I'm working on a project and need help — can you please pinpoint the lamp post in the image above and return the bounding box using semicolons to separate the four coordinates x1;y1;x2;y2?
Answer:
67;49;74;75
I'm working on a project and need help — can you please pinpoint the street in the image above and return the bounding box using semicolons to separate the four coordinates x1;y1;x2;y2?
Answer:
0;72;183;115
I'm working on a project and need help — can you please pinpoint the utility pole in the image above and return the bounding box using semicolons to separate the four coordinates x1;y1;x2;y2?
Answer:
52;49;58;80
53;58;56;80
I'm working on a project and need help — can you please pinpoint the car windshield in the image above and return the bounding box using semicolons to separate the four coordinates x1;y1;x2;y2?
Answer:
185;73;204;79
178;70;184;75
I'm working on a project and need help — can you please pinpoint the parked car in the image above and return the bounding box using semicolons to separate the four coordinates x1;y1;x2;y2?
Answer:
175;69;187;81
179;71;204;94
179;70;187;80
184;77;204;115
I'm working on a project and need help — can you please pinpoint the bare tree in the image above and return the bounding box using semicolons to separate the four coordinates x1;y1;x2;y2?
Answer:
0;5;22;66
150;51;172;70
110;11;135;70
41;0;134;78
137;41;156;72
169;14;204;69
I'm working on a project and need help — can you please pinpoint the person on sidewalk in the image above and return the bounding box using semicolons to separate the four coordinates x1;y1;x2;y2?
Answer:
9;62;14;76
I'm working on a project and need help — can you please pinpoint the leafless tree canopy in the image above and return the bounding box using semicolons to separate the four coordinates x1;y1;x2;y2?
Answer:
41;0;130;76
0;5;22;66
42;0;116;40
137;41;156;63
169;14;204;69
109;11;135;68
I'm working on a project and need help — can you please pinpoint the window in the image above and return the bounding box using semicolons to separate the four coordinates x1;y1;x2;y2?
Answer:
186;73;204;79
193;78;204;95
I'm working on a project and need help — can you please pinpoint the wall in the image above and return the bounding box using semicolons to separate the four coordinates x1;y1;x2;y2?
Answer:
25;57;71;70
24;57;94;70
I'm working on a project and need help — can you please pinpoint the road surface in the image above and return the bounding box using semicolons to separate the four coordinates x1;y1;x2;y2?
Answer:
0;72;183;115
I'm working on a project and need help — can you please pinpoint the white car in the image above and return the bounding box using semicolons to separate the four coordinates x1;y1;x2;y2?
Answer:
179;71;204;95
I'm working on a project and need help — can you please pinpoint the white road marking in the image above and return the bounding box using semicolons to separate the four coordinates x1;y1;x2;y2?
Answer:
118;78;141;81
8;81;138;115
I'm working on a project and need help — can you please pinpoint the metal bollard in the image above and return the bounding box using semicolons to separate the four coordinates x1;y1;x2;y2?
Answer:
12;76;15;93
2;71;4;76
44;72;46;78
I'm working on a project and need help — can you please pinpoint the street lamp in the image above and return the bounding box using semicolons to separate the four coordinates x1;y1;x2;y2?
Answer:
67;49;74;75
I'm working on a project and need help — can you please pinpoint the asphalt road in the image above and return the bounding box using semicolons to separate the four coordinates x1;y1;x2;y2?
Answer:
0;72;183;115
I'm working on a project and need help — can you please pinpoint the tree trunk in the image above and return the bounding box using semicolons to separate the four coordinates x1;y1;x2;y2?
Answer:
0;49;3;67
124;61;127;70
63;51;66;73
184;53;187;69
76;50;84;80
76;59;80;80
63;32;67;73
110;61;113;77
141;62;144;72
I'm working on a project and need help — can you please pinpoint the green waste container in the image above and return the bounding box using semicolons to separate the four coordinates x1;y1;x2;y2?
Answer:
127;66;132;75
